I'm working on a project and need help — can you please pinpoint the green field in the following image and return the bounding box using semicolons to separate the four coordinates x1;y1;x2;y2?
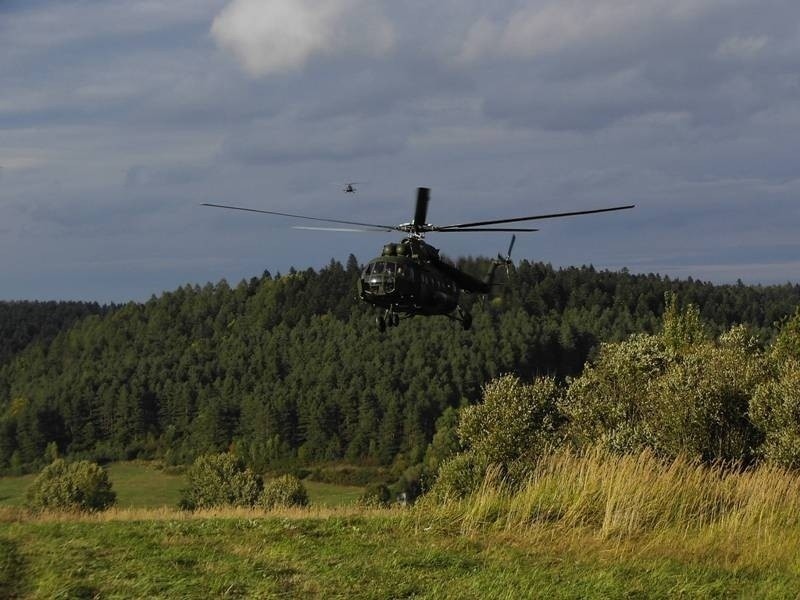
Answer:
3;456;800;597
0;462;364;509
2;511;797;598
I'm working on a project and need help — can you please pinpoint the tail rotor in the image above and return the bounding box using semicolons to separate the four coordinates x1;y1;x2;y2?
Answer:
498;234;516;277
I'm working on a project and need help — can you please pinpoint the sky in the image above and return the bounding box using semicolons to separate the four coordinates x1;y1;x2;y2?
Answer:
1;0;800;302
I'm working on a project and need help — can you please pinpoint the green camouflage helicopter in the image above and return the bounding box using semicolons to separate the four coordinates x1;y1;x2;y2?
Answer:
203;188;633;331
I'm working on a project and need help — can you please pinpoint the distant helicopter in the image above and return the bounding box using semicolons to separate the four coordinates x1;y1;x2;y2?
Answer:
342;182;364;193
202;188;634;331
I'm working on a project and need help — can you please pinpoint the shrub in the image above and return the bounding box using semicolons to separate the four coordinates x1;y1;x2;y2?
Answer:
643;326;766;461
26;459;116;512
751;310;800;467
179;453;261;510
562;333;671;453
458;375;565;468
358;483;391;507
751;363;800;467
562;309;767;462
258;474;309;509
421;407;461;484
428;453;487;501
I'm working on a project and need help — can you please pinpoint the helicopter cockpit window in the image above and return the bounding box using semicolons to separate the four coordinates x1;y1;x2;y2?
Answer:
372;262;385;274
363;264;373;276
384;263;396;275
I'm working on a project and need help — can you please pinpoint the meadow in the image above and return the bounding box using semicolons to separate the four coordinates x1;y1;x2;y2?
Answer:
2;453;800;598
0;461;366;509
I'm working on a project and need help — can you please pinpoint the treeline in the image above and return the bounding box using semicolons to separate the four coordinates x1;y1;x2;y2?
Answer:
1;256;799;474
0;300;110;366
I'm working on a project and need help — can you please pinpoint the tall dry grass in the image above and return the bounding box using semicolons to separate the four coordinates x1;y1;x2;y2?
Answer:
0;503;403;524
416;448;800;568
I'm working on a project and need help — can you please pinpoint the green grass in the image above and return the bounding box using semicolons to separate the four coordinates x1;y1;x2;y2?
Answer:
106;462;186;508
303;480;364;507
5;453;799;597
0;462;364;509
1;512;797;598
0;473;34;507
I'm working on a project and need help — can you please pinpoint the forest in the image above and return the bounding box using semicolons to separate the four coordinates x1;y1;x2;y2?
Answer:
1;256;799;476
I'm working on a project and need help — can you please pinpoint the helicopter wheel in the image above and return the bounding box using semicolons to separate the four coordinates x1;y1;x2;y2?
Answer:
377;315;387;332
391;313;400;327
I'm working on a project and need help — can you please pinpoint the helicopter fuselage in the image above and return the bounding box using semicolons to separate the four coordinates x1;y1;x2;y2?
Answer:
356;237;491;327
358;254;459;316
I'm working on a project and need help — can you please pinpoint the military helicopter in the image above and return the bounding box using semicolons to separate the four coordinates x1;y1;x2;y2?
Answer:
342;182;364;193
203;188;633;331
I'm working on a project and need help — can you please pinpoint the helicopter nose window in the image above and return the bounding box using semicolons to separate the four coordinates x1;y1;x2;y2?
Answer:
363;264;373;276
372;262;385;274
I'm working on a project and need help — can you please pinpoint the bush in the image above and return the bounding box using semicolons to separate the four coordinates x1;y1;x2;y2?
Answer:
751;310;800;467
179;453;262;510
643;326;766;461
26;459;116;512
751;363;800;467
358;483;391;507
258;474;309;509
562;333;671;453
459;375;565;468
428;453;487;501
562;302;768;462
421;407;461;484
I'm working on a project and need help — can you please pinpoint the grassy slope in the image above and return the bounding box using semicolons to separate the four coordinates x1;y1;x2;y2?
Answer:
3;455;800;597
0;462;364;509
1;511;796;599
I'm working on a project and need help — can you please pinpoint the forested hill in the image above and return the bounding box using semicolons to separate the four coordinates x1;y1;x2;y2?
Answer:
0;300;111;366
1;256;799;474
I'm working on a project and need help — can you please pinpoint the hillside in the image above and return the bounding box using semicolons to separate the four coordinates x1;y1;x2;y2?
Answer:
0;300;110;366
1;257;799;474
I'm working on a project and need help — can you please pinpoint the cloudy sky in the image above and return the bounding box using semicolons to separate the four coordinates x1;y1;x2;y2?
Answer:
2;0;799;302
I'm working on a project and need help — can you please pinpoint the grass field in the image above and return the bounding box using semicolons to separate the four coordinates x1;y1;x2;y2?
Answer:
1;508;798;598
3;453;800;597
0;462;365;509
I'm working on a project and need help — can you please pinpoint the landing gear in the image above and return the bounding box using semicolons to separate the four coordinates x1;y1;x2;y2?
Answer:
377;308;401;331
456;306;472;331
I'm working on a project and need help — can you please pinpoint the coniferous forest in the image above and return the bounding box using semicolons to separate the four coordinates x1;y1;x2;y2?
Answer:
1;256;799;475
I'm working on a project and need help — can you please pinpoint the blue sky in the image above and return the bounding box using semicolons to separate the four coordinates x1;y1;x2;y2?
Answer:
1;0;800;302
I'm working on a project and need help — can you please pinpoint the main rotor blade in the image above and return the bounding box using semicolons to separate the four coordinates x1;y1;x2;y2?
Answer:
412;188;430;229
293;226;393;232
431;227;538;232
437;204;635;229
201;202;399;230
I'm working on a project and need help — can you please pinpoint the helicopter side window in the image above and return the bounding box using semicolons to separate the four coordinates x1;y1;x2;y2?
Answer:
385;263;396;275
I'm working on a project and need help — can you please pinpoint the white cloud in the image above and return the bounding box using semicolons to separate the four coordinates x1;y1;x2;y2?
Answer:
211;0;394;77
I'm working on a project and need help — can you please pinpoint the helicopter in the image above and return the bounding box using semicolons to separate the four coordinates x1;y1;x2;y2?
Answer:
202;188;634;331
342;182;364;193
